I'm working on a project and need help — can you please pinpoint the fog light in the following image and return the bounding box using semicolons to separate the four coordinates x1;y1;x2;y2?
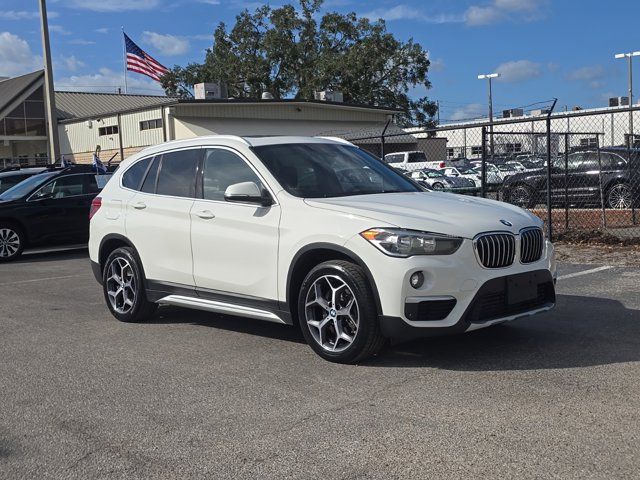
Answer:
410;271;424;289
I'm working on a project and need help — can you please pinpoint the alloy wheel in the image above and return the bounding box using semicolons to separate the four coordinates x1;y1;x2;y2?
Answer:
0;228;20;259
510;186;532;207
607;184;632;209
304;275;359;353
106;257;137;314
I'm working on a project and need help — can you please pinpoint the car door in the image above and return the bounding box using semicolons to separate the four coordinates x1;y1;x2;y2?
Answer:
190;147;280;301
125;149;200;288
25;173;92;245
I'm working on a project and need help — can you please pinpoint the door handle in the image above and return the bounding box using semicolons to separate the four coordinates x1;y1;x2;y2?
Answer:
132;202;147;210
195;210;215;219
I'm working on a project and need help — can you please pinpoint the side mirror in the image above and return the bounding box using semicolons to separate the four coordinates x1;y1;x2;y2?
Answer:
224;181;273;207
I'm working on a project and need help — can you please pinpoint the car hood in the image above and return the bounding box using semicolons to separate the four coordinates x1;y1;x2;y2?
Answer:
305;192;542;239
447;176;474;187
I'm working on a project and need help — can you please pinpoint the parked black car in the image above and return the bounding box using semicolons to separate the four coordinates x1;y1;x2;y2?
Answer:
0;167;47;194
501;148;639;209
0;165;114;262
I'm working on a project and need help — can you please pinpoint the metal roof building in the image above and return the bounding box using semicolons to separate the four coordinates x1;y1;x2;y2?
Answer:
1;70;400;166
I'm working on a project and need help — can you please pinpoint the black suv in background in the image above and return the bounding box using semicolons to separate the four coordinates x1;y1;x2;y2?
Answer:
0;167;47;194
0;165;114;262
501;148;639;209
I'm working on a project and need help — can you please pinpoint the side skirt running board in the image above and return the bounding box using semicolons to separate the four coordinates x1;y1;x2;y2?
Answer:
156;294;287;324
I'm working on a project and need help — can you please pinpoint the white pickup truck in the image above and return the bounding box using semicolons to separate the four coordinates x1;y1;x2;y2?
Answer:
384;151;444;172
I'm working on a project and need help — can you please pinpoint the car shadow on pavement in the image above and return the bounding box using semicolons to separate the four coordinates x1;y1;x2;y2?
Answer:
14;248;88;264
150;306;306;344
366;294;640;370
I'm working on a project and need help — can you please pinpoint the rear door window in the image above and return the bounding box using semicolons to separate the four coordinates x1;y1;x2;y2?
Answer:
156;149;200;198
141;156;160;193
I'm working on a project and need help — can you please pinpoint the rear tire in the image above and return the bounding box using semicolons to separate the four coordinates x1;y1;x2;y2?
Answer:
0;223;24;263
103;247;157;322
297;260;386;363
432;182;445;190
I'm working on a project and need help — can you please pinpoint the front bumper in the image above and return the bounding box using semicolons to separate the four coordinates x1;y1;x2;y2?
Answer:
344;235;556;340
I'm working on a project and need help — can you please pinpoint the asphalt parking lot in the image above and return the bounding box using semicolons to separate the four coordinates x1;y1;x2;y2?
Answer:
1;250;639;479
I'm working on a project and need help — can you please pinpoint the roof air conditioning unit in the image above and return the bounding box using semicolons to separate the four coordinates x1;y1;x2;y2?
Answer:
502;108;524;118
194;82;228;100
609;96;629;107
314;90;344;103
531;108;550;116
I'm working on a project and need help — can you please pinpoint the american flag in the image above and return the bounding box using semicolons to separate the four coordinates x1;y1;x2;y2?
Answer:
124;32;168;82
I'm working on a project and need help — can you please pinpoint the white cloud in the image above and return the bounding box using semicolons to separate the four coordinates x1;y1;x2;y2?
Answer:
566;65;605;89
429;57;445;73
96;28;109;34
449;103;486;121
142;31;190;56
49;25;71;35
62;1;160;12
198;0;221;4
465;0;544;26
495;59;542;82
0;11;37;20
69;39;96;45
56;55;85;72
0;32;42;77
56;67;165;95
362;5;464;23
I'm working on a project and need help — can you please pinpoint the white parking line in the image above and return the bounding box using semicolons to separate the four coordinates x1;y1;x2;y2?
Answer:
0;274;86;286
557;265;613;281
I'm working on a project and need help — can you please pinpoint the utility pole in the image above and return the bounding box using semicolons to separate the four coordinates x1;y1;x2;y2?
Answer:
614;51;640;146
38;0;60;164
478;73;500;160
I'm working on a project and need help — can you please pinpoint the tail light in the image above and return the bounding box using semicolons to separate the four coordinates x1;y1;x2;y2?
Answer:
439;161;446;168
89;197;102;220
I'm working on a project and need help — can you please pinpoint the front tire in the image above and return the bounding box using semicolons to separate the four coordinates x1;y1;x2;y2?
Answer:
297;260;386;363
103;247;157;322
606;183;632;209
508;184;536;208
432;182;445;190
0;224;24;263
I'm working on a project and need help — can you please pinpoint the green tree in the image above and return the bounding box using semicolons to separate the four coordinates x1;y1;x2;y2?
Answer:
161;0;437;126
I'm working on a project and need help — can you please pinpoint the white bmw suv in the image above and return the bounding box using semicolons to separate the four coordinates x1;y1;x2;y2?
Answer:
89;136;556;363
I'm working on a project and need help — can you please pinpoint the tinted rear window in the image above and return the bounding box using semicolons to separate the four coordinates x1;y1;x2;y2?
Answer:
122;157;152;190
156;149;200;198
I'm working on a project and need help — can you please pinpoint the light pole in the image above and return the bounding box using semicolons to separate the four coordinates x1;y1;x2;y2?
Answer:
478;73;500;161
38;0;60;164
614;51;640;146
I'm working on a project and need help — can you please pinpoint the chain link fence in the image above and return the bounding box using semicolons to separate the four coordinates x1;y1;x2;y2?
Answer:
330;104;640;241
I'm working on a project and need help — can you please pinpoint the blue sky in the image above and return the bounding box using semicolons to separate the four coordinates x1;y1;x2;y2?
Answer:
1;0;639;122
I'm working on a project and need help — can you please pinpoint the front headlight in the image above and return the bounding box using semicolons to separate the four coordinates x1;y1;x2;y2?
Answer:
360;228;463;257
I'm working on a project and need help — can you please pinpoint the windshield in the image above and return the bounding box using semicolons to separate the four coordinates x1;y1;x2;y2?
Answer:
0;172;56;201
496;164;513;171
424;169;444;178
459;167;476;175
253;143;420;198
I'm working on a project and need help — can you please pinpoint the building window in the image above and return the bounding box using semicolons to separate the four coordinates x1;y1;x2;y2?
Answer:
579;137;598;148
1;89;46;137
140;118;163;131
98;125;119;136
505;143;522;153
447;148;455;159
471;146;483;156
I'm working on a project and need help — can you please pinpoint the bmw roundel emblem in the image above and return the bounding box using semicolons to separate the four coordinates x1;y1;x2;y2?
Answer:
500;219;513;227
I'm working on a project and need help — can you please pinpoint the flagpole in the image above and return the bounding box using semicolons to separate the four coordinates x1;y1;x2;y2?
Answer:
121;26;128;94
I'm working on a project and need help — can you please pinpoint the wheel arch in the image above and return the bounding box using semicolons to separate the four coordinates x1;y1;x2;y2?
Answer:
0;217;29;245
285;243;383;321
98;233;139;271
